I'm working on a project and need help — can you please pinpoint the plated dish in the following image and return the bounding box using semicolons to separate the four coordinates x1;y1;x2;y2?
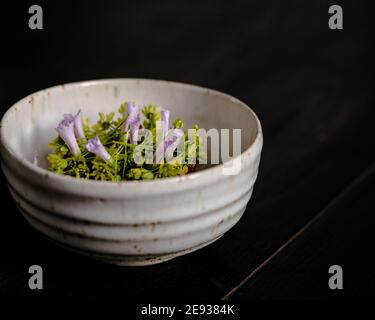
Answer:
0;79;263;266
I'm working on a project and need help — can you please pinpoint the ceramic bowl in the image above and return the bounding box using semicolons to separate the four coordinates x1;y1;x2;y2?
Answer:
0;79;263;266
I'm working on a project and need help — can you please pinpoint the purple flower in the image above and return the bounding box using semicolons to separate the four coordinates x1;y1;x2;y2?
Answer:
161;109;170;135
56;118;81;156
63;110;85;139
123;102;141;143
86;136;111;162
155;129;184;163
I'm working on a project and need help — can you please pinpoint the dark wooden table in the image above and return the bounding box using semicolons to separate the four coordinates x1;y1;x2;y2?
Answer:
0;0;374;300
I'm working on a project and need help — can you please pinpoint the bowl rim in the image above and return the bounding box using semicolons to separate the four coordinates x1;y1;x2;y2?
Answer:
0;78;263;191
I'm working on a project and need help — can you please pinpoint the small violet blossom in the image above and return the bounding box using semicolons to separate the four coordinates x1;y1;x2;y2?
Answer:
86;136;111;162
64;110;85;139
123;102;141;143
155;128;184;163
56;118;81;156
161;109;170;136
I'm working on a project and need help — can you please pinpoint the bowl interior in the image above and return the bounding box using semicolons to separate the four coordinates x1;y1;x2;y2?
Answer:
1;79;259;170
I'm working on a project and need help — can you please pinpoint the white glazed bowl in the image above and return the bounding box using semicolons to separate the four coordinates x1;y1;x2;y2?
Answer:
0;79;263;266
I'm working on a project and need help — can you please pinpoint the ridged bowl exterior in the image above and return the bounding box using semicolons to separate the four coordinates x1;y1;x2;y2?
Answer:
0;79;263;266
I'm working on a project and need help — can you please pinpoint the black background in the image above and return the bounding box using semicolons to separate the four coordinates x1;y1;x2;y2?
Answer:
0;0;374;300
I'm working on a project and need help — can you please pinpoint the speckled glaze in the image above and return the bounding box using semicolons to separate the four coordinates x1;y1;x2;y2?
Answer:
0;79;263;266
